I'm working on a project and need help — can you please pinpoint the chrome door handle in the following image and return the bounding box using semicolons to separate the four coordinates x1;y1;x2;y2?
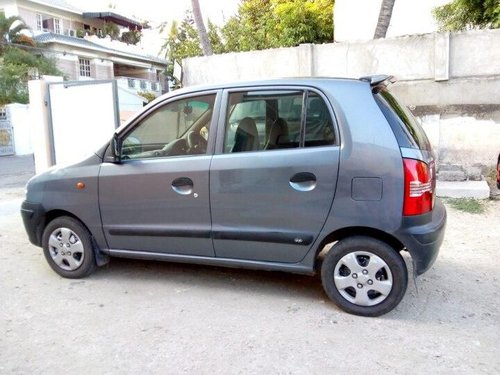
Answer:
289;172;317;192
171;177;194;195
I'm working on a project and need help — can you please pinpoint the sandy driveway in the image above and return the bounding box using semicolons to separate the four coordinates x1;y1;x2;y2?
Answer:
0;157;499;373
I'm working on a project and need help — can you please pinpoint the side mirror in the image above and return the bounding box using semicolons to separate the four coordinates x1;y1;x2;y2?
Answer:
104;133;122;163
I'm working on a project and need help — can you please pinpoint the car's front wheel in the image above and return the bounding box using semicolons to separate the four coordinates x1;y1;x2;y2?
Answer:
321;236;408;317
42;216;96;278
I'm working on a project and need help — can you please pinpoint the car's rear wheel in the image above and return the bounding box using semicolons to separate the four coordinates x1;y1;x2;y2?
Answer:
321;236;408;317
42;216;96;278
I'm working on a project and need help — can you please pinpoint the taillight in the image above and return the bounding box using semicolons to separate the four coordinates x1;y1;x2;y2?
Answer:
403;158;434;216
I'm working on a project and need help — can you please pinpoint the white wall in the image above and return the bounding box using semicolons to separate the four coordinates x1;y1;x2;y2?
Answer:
117;86;146;123
8;103;32;155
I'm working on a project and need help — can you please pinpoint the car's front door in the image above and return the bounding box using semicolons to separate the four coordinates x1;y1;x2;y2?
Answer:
99;92;219;256
210;88;340;263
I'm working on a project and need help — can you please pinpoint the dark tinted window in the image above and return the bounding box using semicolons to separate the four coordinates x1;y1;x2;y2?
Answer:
375;89;431;151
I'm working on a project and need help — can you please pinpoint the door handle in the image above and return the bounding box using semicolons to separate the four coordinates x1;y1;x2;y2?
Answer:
172;177;194;195
289;172;317;192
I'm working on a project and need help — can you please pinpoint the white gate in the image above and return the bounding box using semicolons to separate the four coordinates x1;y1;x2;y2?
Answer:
47;80;119;165
0;107;15;156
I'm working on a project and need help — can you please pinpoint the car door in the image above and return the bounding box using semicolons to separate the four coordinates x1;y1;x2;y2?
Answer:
99;91;220;257
210;87;340;263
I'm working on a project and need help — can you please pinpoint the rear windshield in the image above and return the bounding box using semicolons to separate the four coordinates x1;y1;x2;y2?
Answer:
375;89;432;151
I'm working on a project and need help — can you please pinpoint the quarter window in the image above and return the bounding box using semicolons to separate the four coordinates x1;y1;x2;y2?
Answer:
304;92;335;147
121;94;216;160
79;58;91;77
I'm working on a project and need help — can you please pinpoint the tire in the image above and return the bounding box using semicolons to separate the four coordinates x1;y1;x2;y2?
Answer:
321;236;408;317
42;216;96;278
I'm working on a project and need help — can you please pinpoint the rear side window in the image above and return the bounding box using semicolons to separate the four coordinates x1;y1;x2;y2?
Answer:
375;89;431;151
224;90;335;153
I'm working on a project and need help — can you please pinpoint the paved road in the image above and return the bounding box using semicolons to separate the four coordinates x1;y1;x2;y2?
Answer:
0;155;35;187
1;155;499;374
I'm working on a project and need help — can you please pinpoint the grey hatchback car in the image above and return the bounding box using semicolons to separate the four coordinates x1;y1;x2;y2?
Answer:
21;76;446;316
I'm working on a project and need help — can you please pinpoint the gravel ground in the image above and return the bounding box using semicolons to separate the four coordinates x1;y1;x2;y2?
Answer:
1;156;499;374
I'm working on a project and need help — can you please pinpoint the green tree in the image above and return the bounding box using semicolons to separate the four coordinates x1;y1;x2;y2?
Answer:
163;13;203;64
1;14;62;105
0;47;62;105
207;20;226;54
101;21;120;40
221;0;334;52
434;0;500;31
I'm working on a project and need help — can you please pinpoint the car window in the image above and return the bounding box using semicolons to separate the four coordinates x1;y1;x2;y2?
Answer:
121;94;215;159
304;92;335;147
375;89;431;151
223;90;335;153
224;90;303;153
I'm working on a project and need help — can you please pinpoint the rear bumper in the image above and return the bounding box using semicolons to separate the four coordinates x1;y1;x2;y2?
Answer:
395;199;447;275
21;200;46;247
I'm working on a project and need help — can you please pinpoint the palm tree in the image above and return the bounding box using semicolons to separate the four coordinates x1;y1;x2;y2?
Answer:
0;13;30;45
191;0;213;56
373;0;396;39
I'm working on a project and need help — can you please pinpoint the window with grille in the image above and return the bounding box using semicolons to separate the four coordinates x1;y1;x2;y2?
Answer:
140;80;147;90
54;18;61;34
36;14;43;31
79;58;91;77
128;78;135;88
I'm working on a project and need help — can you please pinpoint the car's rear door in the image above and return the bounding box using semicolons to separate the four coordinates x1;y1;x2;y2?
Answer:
209;87;340;263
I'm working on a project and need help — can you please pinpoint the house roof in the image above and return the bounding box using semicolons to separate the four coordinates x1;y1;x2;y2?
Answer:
33;32;168;66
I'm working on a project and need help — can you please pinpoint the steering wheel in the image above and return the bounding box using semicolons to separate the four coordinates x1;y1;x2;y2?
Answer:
186;131;207;154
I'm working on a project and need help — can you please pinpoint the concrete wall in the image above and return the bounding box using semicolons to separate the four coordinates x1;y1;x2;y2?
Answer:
183;29;500;169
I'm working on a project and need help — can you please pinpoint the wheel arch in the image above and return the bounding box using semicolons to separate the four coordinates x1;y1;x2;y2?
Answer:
314;226;405;271
41;209;109;266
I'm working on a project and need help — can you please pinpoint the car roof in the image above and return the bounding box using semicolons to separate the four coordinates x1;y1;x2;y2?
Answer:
171;76;368;96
